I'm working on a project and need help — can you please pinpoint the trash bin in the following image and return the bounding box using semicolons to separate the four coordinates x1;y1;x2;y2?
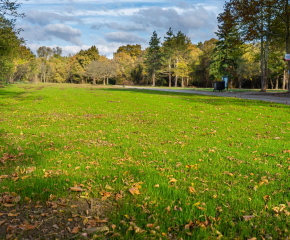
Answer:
213;81;225;92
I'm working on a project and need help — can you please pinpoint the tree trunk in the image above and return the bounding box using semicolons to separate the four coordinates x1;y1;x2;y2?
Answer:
169;57;171;87
175;57;179;87
93;77;96;85
288;62;290;92
107;77;109;85
186;77;188;87
275;75;279;89
270;79;273;89
286;0;290;92
152;68;155;87
263;34;269;92
239;78;242;89
103;77;106;85
260;34;265;92
181;77;184;88
283;70;286;90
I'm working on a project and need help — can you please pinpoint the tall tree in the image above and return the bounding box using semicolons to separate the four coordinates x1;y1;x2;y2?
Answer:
210;5;243;82
228;0;274;91
161;27;175;87
145;31;161;87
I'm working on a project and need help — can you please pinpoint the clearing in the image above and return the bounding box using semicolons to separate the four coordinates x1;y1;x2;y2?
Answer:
0;84;290;239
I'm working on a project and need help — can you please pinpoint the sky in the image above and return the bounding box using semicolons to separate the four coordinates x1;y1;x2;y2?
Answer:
16;0;225;58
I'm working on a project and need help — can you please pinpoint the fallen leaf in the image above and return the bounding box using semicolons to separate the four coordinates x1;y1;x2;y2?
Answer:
154;184;159;188
18;224;35;230
0;220;6;226
14;196;21;203
147;223;154;229
21;176;30;180
189;187;195;194
263;195;271;202
243;215;255;221
129;187;140;195
86;226;109;234
105;184;114;190
2;204;14;208
169;178;177;183
8;213;19;217
70;187;84;192
71;227;79;234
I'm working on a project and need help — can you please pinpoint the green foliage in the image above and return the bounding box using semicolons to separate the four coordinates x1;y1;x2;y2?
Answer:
144;31;161;86
116;44;142;59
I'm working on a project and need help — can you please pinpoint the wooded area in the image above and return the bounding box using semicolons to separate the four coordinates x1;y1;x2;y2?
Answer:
1;0;290;91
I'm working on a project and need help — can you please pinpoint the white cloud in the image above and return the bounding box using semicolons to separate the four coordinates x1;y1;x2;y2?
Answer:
45;24;82;45
104;31;147;44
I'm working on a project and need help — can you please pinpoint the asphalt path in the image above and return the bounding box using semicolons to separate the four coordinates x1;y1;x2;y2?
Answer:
120;86;290;105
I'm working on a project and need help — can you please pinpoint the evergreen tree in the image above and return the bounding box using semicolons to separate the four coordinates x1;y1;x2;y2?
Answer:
161;28;175;87
145;31;161;86
210;6;243;82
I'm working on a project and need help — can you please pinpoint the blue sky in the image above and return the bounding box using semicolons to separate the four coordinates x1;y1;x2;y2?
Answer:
16;0;225;58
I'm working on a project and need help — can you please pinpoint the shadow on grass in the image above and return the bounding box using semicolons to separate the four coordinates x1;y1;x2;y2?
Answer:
0;86;47;105
99;88;290;108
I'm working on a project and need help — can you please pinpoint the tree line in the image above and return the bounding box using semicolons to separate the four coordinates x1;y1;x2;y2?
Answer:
1;0;289;91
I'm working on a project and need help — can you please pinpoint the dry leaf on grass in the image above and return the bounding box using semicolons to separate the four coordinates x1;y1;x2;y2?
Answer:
71;226;80;233
18;224;36;231
243;215;255;221
169;178;177;183
129;187;140;195
70;187;84;192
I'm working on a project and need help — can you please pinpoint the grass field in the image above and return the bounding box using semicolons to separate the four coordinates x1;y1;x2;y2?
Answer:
1;83;290;239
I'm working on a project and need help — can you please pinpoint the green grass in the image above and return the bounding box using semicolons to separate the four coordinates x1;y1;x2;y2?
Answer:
1;83;290;239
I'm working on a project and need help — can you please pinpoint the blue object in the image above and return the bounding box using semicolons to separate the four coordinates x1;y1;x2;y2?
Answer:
222;75;228;88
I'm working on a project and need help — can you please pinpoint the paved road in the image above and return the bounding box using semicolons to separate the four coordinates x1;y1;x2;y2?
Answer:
121;86;290;105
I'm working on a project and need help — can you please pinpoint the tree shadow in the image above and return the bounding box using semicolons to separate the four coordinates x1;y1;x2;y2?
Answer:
99;88;290;108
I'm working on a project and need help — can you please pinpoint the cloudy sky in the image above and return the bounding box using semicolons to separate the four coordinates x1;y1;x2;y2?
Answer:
16;0;225;58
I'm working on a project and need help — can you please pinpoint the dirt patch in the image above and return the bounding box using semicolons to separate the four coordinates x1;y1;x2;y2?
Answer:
18;86;35;90
36;86;45;90
0;193;113;239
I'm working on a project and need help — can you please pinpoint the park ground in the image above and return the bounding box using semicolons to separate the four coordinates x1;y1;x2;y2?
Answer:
0;83;290;239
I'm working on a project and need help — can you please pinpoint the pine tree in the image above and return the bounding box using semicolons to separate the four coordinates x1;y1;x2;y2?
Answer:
210;6;243;82
161;28;175;87
145;31;161;86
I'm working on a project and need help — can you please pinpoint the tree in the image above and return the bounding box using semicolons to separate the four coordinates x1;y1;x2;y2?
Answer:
0;0;24;18
236;44;260;89
196;38;218;87
11;45;36;83
70;46;100;83
116;44;142;59
173;57;189;88
85;60;104;85
228;0;274;92
171;31;191;87
37;46;53;59
161;27;175;87
114;52;135;84
210;5;243;82
0;16;22;83
145;31;161;87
